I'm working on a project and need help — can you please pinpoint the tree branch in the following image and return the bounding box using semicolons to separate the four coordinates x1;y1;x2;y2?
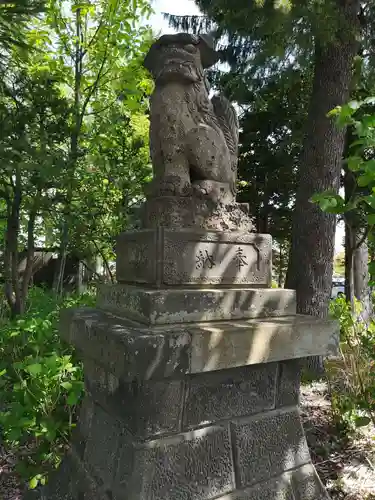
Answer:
83;16;105;56
92;239;114;283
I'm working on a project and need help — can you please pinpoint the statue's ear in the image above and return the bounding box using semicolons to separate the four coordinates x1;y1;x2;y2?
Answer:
198;34;220;68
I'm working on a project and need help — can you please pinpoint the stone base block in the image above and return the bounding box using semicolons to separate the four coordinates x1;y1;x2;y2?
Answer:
60;308;339;378
30;305;336;500
34;454;329;500
35;362;329;499
215;464;329;499
97;284;296;325
116;228;272;287
142;195;254;232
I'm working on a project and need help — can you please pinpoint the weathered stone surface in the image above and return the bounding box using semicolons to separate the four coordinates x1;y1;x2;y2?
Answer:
231;408;310;488
291;464;330;500
71;397;94;459
60;308;191;380
97;285;296;325
144;33;238;204
183;363;277;430
61;309;338;379
116;229;272;287
84;359;184;437
39;457;77;499
190;315;339;373
276;360;301;408
142;196;254;232
31;448;113;500
115;426;235;500
213;463;328;500
214;474;294;499
84;404;123;489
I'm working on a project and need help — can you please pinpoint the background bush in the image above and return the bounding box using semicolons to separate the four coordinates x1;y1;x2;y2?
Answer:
0;287;94;489
326;296;375;433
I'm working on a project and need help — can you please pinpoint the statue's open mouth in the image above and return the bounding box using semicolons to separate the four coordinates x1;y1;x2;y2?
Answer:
155;59;194;82
162;58;193;69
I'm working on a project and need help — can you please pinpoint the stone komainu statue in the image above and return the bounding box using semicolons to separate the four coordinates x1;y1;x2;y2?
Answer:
143;33;239;204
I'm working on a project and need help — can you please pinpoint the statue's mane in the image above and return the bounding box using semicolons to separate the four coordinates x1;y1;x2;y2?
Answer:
184;70;221;135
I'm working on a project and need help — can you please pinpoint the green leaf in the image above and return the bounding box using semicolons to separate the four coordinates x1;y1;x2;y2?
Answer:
357;174;372;187
335;104;357;127
364;195;375;210
327;106;341;118
0;369;6;377
354;416;371;428
311;192;345;213
71;2;92;13
367;214;375;225
67;391;81;406
349;139;365;149
61;381;72;390
26;363;42;376
364;159;375;174
320;198;336;211
29;476;39;489
347;155;363;172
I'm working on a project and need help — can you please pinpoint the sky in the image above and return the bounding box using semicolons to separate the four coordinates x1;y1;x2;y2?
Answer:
148;0;345;255
149;0;201;34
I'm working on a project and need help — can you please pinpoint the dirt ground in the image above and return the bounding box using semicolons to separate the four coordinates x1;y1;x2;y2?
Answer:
301;382;375;500
1;381;375;499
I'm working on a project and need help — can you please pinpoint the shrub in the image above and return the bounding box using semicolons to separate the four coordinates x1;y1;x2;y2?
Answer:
0;287;95;489
326;297;375;432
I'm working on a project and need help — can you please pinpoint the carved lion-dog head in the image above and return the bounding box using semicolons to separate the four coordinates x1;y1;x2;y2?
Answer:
143;33;219;86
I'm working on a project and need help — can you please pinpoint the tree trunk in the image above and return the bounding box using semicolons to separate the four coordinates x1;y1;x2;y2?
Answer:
55;8;83;296
20;197;39;309
286;0;360;375
4;170;22;318
343;127;371;319
278;244;283;288
370;244;375;284
55;222;69;296
344;157;356;306
353;232;371;322
345;223;355;306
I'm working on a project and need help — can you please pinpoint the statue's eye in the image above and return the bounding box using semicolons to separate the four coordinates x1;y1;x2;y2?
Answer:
185;44;197;54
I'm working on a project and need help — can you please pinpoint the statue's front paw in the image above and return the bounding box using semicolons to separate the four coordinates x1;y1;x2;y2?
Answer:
192;180;233;204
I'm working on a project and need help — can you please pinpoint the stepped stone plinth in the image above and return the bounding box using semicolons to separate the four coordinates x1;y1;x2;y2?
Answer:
34;31;338;500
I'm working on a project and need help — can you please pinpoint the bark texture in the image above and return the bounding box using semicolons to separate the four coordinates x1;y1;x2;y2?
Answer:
343;137;372;322
286;0;360;374
353;237;371;318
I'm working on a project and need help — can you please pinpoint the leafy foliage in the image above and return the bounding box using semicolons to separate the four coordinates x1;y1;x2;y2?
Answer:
0;287;95;488
327;296;375;433
0;0;153;312
0;0;45;56
311;98;375;306
312;98;375;223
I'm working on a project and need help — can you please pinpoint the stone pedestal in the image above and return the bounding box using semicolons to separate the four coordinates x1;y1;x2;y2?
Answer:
141;196;254;232
37;229;338;500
